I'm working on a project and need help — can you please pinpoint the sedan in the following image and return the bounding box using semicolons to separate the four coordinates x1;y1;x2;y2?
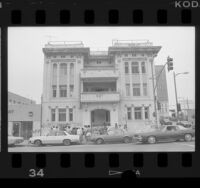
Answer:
133;125;195;144
8;136;24;146
29;131;80;146
90;128;133;144
177;121;192;128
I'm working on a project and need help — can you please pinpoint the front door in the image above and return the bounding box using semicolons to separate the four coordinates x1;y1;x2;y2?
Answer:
91;109;110;127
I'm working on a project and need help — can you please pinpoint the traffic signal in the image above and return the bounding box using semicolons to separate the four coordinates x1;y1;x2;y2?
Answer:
167;56;173;72
177;103;181;112
157;101;161;110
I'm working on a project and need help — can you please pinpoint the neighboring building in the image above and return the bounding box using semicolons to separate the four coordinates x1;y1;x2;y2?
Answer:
42;40;161;133
8;91;36;105
8;92;40;139
8;104;41;139
155;65;169;118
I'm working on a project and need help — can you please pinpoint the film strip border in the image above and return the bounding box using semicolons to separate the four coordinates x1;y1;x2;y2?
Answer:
0;0;199;25
0;0;200;179
0;152;197;178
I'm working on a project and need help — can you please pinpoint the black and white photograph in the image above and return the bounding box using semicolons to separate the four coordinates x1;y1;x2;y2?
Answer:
7;27;195;152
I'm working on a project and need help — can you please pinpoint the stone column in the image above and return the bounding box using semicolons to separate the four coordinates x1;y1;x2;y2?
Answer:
129;62;133;97
66;106;69;123
139;61;143;96
131;105;135;120
67;63;70;98
56;63;60;98
142;105;145;120
55;106;59;123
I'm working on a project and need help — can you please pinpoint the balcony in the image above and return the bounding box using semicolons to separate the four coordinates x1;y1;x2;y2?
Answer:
80;92;120;103
80;68;119;79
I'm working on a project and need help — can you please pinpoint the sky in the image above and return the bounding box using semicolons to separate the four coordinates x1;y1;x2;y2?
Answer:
8;27;195;109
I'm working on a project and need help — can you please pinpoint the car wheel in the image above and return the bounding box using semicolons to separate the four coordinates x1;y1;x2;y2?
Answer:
123;136;131;143
96;138;104;144
63;139;71;146
184;134;192;142
147;136;156;144
34;140;42;147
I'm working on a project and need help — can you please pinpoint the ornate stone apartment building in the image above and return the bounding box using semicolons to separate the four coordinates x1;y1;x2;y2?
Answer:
42;40;161;132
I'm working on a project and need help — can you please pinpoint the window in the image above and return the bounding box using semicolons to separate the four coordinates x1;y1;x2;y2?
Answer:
60;85;67;97
141;62;146;73
51;109;56;121
59;108;66;122
125;62;129;74
127;107;132;120
60;63;67;75
70;63;74;78
52;85;57;97
97;60;101;64
145;107;149;119
133;84;140;96
131;62;139;73
56;131;66;136
135;107;142;120
70;85;74;97
53;64;57;76
126;84;130;96
143;83;147;96
69;108;73;121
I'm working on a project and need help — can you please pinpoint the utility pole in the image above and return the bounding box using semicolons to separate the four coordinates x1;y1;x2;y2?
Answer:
173;71;179;119
150;58;158;128
40;95;43;136
186;97;190;121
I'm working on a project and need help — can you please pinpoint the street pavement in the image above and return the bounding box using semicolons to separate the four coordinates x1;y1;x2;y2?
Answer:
8;141;195;152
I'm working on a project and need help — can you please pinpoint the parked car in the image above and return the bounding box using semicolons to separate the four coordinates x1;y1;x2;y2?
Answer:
90;128;133;144
160;118;173;125
8;135;24;146
133;125;195;144
176;121;192;128
29;131;80;146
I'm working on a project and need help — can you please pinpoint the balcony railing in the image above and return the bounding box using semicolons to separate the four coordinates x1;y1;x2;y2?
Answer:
45;41;84;48
112;39;153;47
80;68;119;79
80;92;120;103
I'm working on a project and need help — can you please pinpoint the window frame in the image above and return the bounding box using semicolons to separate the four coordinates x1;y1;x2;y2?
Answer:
127;107;132;120
134;107;142;120
131;62;139;74
58;108;66;122
59;85;67;98
132;83;141;96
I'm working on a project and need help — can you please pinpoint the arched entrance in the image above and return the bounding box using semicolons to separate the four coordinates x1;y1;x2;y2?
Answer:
91;109;110;127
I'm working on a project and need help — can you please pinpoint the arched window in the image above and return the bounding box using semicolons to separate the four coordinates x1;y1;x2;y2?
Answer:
60;63;67;75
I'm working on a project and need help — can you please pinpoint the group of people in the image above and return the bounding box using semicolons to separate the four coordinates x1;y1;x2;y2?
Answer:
48;123;128;143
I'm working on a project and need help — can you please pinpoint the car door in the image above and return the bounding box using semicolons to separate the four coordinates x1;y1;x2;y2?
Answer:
43;131;58;144
161;126;179;141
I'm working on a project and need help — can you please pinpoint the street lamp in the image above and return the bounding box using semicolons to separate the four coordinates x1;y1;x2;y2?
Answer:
173;71;189;119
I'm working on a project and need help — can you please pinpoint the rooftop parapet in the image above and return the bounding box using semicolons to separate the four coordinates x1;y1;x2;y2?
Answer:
45;41;84;48
112;39;153;47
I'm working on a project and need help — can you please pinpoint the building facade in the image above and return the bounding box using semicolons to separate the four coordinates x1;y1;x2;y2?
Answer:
42;40;161;133
8;104;41;139
8;92;41;139
155;65;169;118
